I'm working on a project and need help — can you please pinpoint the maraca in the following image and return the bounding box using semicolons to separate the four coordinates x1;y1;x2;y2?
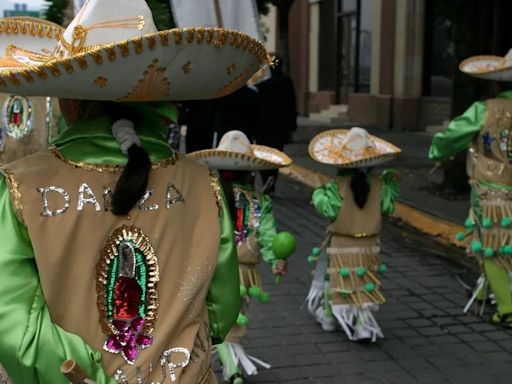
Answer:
272;232;297;284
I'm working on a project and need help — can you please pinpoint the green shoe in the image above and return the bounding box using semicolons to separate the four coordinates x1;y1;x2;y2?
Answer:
491;312;512;329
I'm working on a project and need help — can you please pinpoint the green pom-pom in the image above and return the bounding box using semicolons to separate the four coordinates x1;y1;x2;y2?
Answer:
236;313;249;326
482;218;493;228
272;232;297;260
484;248;494;258
365;282;375;293
307;255;317;264
259;292;270;303
339;268;350;278
355;267;366;277
455;232;466;241
504;245;512;255
464;218;475;229
471;241;483;253
239;285;247;296
378;264;388;273
311;247;321;256
501;217;512;228
499;246;505;255
248;286;261;297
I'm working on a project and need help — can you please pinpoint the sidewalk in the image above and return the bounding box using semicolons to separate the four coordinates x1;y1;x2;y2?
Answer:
284;118;469;247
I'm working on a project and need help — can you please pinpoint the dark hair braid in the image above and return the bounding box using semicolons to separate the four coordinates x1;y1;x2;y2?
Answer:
350;170;370;209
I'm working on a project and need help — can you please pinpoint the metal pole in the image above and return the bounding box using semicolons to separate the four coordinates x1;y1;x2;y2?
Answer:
213;0;224;28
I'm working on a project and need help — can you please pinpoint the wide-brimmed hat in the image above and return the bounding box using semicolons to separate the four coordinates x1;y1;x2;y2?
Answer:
188;130;292;170
459;49;512;81
309;127;401;168
0;0;268;101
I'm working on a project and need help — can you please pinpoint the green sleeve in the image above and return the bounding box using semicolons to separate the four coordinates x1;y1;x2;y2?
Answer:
0;176;114;384
428;101;486;161
312;180;343;220
206;188;240;345
380;169;400;216
258;194;278;266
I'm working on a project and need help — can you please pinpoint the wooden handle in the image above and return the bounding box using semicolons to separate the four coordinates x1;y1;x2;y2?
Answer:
60;360;95;384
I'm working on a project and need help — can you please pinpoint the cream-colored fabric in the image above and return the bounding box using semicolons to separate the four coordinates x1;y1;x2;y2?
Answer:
327;176;382;237
327;177;384;307
5;151;220;383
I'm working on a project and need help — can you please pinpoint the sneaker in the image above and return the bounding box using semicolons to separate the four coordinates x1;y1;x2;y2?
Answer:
315;307;336;332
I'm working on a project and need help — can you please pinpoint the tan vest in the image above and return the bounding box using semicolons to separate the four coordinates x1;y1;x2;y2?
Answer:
467;98;512;186
3;150;221;383
328;175;382;240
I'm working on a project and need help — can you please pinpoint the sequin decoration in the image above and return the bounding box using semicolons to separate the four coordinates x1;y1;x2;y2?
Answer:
209;170;222;215
37;186;70;217
138;188;159;211
166;183;185;208
112;347;190;383
2;95;32;139
103;187;113;212
97;226;159;365
78;183;101;211
482;132;496;155
233;187;261;246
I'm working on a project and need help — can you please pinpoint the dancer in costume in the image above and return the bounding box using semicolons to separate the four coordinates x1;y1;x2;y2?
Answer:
189;131;294;384
0;0;269;382
305;128;400;342
429;50;512;327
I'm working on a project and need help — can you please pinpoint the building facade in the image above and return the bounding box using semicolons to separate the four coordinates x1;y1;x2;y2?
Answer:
282;0;512;130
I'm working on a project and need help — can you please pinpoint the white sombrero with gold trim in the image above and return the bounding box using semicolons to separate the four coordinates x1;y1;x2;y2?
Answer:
309;127;401;168
459;49;512;81
0;0;268;101
188;130;292;170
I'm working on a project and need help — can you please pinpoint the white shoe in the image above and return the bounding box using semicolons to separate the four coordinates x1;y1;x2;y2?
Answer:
352;325;372;341
314;307;336;332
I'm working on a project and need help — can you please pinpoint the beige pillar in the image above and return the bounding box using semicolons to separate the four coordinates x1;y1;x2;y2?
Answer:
370;0;383;95
308;0;321;93
393;0;425;97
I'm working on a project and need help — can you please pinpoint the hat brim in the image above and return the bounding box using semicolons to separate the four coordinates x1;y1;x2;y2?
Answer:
0;17;268;101
459;55;512;81
309;129;401;168
188;144;292;170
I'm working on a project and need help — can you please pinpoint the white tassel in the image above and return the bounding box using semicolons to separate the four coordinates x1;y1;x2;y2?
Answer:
112;119;140;155
331;304;383;342
303;280;324;315
216;343;271;379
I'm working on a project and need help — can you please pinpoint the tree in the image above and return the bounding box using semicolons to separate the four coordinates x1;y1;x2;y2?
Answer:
256;0;295;74
43;0;68;24
42;0;175;30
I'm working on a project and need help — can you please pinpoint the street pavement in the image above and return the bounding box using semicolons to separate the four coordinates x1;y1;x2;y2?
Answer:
215;176;512;384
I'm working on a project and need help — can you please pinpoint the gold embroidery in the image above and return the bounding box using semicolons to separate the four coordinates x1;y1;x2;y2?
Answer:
182;61;192;74
94;76;108;88
215;68;252;98
51;148;178;173
118;59;170;102
226;63;236;74
209;170;222;216
1;168;24;224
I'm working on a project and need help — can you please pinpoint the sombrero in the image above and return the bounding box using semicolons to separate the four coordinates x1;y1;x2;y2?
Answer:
459;48;512;81
188;130;292;171
309;127;401;168
0;0;269;101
